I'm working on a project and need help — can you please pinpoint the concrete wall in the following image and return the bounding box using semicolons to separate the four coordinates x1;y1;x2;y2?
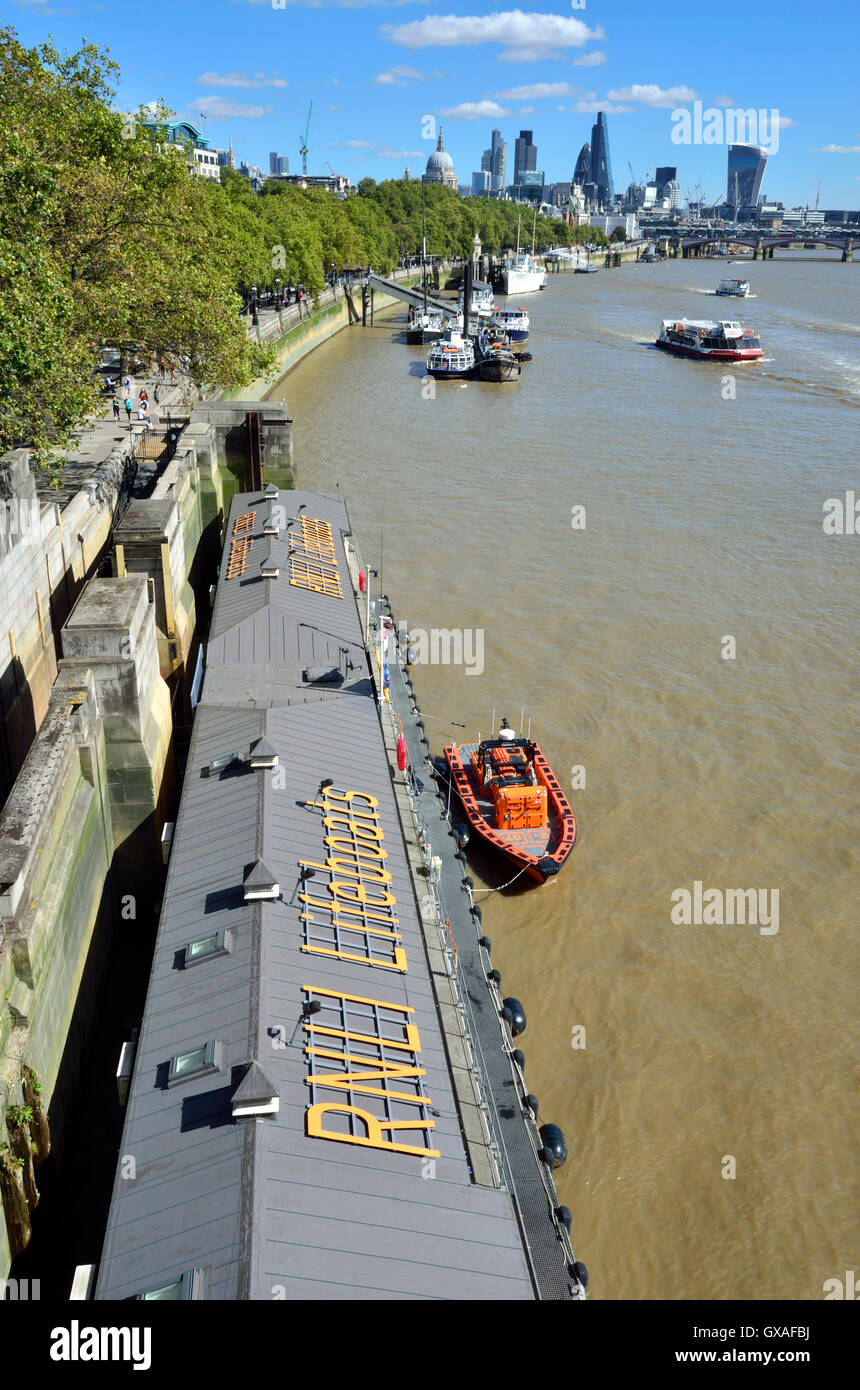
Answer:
60;579;175;893
0;670;115;1276
0;444;135;808
0;577;175;1275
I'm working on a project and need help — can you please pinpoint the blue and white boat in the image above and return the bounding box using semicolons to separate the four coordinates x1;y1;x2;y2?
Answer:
490;306;530;343
426;327;475;378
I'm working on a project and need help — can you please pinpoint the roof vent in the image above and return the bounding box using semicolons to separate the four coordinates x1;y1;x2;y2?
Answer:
264;483;279;499
249;736;278;769
262;509;281;535
243;859;279;901
260;542;280;579
303;665;343;685
231;1061;280;1118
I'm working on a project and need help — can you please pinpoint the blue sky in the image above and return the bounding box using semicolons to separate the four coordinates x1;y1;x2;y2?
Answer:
10;0;860;206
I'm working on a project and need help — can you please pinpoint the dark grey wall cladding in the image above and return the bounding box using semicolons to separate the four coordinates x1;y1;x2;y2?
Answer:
95;490;534;1302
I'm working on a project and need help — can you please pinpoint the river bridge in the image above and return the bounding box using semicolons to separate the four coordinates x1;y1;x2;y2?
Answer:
649;228;857;261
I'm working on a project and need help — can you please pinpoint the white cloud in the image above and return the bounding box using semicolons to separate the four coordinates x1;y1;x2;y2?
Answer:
572;99;633;114
195;97;274;118
497;47;564;62
373;66;426;85
329;104;345;111
337;139;424;158
713;93;734;107
816;144;860;153
518;106;534;116
494;82;576;99
556;104;566;111
197;71;288;88
384;11;603;56
573;51;607;67
773;116;798;130
439;99;512;119
604;83;698;107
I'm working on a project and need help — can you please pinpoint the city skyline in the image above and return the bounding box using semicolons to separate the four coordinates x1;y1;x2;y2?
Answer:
7;0;858;208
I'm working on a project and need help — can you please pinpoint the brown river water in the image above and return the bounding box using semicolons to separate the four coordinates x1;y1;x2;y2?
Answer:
267;251;858;1300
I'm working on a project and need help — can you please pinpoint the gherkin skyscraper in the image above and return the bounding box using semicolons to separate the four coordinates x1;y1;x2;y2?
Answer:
573;141;591;186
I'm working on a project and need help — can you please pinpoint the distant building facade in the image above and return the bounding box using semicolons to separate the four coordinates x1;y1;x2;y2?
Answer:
590;112;613;209
269;152;290;176
481;128;507;191
513;129;538;186
141;119;221;182
727;145;767;208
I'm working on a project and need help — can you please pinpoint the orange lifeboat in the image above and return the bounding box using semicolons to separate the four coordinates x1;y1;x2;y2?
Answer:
443;721;576;883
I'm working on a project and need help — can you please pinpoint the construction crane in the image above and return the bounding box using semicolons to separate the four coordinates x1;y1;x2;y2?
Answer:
299;101;312;176
815;181;821;210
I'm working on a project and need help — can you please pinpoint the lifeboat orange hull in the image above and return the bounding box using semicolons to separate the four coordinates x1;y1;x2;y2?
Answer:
443;739;576;883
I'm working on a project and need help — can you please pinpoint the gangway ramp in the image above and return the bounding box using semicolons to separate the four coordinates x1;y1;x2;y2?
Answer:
365;271;452;317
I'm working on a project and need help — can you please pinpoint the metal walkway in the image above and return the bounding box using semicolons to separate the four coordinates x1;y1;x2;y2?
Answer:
375;596;585;1301
365;271;452;318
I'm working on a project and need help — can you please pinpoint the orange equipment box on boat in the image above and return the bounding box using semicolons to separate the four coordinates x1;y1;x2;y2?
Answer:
493;783;547;831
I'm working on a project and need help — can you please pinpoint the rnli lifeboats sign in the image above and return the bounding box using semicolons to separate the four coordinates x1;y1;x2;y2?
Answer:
299;785;439;1159
289;515;343;598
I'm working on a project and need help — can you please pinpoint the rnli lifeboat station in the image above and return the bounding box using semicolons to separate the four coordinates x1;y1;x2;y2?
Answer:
94;489;583;1301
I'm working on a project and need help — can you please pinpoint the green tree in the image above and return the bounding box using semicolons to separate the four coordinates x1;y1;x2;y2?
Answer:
0;27;276;464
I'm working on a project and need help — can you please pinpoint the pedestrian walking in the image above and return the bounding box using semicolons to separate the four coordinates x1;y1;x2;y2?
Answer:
123;375;131;393
139;387;148;403
112;397;120;421
124;396;133;425
154;384;161;405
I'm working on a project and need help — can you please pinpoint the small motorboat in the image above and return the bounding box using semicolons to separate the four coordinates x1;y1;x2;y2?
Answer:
715;277;751;297
426;328;475;378
443;720;576;882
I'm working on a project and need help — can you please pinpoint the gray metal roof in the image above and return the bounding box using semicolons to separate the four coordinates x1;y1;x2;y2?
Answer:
95;489;534;1302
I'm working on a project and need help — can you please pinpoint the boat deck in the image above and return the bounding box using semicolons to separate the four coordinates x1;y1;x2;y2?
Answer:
457;743;552;855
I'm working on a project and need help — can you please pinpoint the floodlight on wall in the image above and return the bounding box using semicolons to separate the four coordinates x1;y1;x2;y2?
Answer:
288;999;322;1047
288;864;316;906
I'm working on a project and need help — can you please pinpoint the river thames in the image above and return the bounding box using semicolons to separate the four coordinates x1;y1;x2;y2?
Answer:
268;251;858;1300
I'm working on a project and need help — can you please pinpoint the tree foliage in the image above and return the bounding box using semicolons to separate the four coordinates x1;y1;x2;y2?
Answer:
0;26;275;462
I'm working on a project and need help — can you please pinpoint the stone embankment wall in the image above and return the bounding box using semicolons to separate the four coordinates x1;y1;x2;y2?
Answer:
0;413;245;1277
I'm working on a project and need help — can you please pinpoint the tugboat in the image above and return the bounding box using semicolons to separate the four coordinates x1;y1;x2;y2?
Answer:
655;318;763;361
715;277;751;297
490;306;530;342
475;325;521;382
443;719;576;883
426;326;475;378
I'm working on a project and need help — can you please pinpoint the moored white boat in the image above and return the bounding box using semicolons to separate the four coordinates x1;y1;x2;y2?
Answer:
490;306;530;342
426;327;475;378
502;251;548;295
